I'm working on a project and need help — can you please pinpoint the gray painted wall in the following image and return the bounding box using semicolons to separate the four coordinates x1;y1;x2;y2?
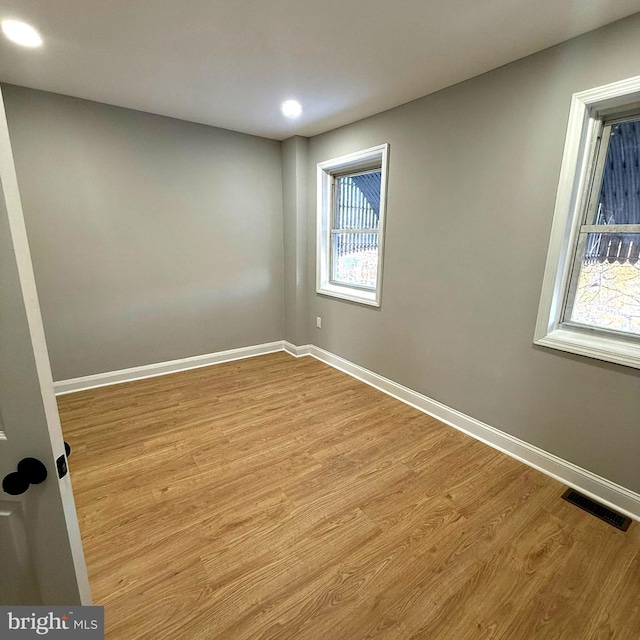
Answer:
306;15;640;493
3;86;284;381
282;136;309;346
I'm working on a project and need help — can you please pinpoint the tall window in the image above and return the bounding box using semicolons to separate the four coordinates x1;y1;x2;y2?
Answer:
317;144;389;306
565;117;640;335
535;77;640;369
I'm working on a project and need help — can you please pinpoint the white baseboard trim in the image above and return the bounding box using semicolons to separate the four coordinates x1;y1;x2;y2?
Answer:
283;341;311;357
306;345;640;523
54;339;640;522
54;341;285;395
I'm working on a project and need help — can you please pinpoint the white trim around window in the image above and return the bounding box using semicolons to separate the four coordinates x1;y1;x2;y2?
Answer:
534;75;640;369
316;144;389;307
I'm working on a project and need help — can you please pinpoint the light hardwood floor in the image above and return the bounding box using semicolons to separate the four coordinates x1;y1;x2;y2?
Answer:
57;352;640;640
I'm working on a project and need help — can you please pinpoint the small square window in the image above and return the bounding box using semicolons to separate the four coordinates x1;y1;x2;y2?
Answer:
317;145;389;306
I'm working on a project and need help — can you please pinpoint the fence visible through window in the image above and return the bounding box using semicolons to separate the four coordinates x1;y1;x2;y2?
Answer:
570;118;640;335
331;171;381;289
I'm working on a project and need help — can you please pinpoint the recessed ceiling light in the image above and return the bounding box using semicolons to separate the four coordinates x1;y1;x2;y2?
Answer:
1;20;42;47
281;100;302;118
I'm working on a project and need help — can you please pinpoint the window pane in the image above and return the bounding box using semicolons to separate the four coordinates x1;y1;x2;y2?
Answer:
331;233;379;289
570;233;640;335
334;172;381;230
594;118;640;228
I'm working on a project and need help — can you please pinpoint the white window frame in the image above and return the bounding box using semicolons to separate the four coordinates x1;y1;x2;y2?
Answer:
534;75;640;369
316;143;389;307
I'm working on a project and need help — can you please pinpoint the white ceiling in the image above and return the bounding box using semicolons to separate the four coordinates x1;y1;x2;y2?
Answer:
0;1;638;140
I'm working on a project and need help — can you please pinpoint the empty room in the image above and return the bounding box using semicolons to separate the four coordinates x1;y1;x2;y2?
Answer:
1;2;639;639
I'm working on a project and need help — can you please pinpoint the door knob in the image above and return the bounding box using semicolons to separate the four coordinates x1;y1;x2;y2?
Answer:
2;457;48;496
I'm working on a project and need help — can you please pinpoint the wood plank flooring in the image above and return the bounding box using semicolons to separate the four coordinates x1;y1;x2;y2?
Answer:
57;352;640;640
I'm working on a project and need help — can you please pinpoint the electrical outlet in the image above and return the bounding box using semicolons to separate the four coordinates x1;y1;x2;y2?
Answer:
316;316;322;329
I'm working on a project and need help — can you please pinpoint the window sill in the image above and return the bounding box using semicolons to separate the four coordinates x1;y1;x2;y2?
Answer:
317;282;380;307
534;325;640;369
